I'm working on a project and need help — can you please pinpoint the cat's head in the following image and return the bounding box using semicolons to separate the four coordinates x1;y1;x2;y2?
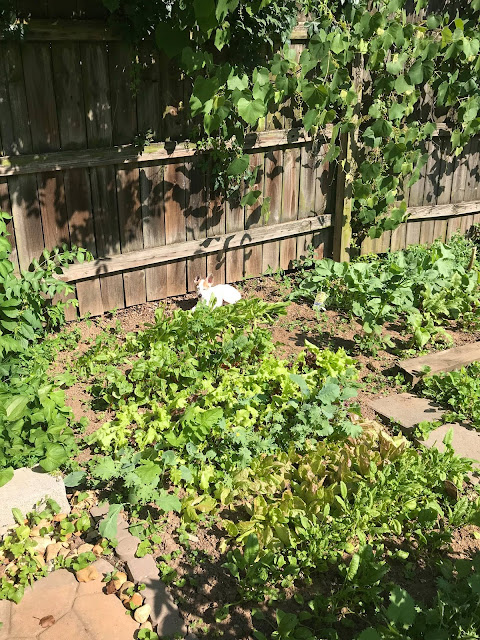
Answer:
193;273;214;298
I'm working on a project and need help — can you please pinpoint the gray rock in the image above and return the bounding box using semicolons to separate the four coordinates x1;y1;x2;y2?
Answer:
126;555;158;583
0;466;70;536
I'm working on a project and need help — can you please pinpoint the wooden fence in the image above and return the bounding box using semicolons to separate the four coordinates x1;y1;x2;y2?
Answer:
1;6;480;317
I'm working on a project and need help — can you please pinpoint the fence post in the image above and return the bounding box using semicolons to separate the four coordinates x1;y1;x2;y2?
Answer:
332;55;364;263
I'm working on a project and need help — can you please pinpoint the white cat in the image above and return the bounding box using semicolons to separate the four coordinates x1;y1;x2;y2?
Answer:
193;274;241;309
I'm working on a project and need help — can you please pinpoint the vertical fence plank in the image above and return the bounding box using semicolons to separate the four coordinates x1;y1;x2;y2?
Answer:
81;43;113;149
109;42;146;308
164;161;187;296
225;185;245;283
53;39;104;317
244;152;264;278
52;42;87;150
186;160;207;290
1;42;43;274
38;172;69;249
280;147;300;270
89;166;125;311
262;149;283;273
64;167;103;316
81;42;124;310
0;47;15;156
109;43;137;146
22;43;60;153
2;43;32;155
297;143;316;261
136;46;163;142
312;142;333;259
141;164;167;301
206;187;226;284
9;174;44;271
116;166;146;306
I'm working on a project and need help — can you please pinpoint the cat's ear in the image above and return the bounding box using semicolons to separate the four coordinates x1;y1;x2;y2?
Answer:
193;276;200;285
207;273;214;285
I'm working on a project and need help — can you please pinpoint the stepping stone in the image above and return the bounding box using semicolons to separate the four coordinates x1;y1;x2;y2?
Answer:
9;570;77;638
369;393;445;430
400;342;480;384
369;393;480;482
74;592;139;640
0;467;70;536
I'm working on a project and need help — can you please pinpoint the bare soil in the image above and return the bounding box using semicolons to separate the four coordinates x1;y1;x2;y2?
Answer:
52;274;480;639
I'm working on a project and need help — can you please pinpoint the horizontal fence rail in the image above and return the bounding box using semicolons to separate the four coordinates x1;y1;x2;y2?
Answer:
60;214;333;283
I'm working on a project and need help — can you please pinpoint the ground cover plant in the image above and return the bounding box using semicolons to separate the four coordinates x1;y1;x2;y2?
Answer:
419;361;480;431
292;235;480;354
0;210;90;484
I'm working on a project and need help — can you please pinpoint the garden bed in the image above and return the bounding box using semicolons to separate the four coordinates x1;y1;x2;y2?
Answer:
45;271;480;640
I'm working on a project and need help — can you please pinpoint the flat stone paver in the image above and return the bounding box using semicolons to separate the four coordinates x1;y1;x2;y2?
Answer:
0;600;12;639
39;611;89;640
74;593;139;640
400;342;480;383
0;467;70;536
370;393;480;482
1;556;189;640
9;570;77;638
423;423;480;474
369;393;445;430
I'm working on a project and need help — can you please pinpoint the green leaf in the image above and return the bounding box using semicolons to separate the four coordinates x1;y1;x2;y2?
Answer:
426;15;440;29
63;471;86;487
12;508;24;525
358;630;382;640
303;109;318;131
237;98;265;125
156;490;181;513
443;427;454;448
4;395;29;421
227;155;249;176
289;373;311;398
39;444;68;472
155;23;189;58
389;102;405;120
395;76;413;94
243;533;259;565
135;461;162;485
241;190;262;207
0;467;13;488
408;60;424;85
99;503;123;541
347;553;360;580
387;586;416;628
193;0;217;31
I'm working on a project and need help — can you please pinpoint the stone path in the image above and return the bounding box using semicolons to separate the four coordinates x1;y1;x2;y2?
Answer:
370;345;480;481
0;504;193;640
0;560;139;640
370;393;480;482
